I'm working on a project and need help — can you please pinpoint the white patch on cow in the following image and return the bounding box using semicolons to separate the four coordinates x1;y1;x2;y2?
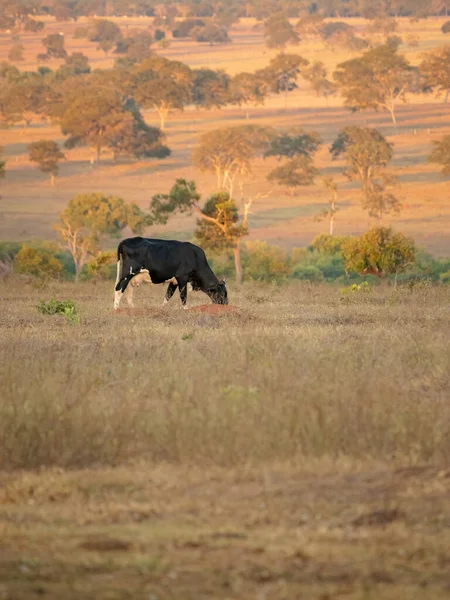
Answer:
164;277;177;284
163;298;169;306
114;260;121;287
183;304;189;310
114;290;122;310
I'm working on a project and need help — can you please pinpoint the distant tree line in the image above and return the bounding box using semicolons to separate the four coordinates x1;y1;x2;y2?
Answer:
1;0;449;25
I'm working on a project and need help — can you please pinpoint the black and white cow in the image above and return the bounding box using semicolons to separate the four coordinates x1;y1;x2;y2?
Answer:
114;237;228;310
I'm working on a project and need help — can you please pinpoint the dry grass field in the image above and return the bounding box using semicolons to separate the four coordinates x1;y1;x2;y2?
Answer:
1;17;450;253
0;279;449;598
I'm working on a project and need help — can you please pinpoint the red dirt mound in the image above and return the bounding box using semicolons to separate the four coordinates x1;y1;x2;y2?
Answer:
186;304;239;314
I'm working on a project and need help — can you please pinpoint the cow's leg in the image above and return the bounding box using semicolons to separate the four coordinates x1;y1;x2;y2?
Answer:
176;277;189;309
163;282;177;306
114;271;136;310
126;282;135;307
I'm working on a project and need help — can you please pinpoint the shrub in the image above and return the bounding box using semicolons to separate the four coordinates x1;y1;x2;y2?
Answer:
37;298;79;324
244;241;289;282
14;246;63;279
172;18;205;38
342;228;416;277
442;21;450;34
291;264;324;282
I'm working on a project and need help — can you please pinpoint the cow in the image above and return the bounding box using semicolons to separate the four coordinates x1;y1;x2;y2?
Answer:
114;237;228;310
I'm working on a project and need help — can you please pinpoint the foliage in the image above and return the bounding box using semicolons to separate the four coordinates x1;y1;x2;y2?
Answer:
89;19;123;54
172;18;206;37
243;241;289;282
86;251;116;280
15;246;63;279
195;191;247;251
8;43;24;62
291;264;324;282
258;52;308;98
42;33;67;58
36;298;79;324
56;52;91;79
267;156;318;192
429;135;450;174
340;281;372;294
442;21;450;33
331;126;400;220
191;22;230;44
55;193;148;281
333;41;413;124
192;68;230;108
132;56;193;128
28;140;65;184
149;178;200;225
264;13;299;48
264;130;322;160
193;125;275;195
229;72;268;107
303;61;336;100
342;228;416;276
320;21;367;50
420;46;450;101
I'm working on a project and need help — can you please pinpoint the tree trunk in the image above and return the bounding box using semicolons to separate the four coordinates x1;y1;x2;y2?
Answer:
96;145;101;163
329;214;334;236
233;244;242;287
389;106;397;126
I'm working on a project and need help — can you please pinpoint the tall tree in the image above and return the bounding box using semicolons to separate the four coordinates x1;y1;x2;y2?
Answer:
420;46;450;102
258;53;309;109
192;69;230;109
316;177;339;236
42;33;67;59
265;129;321;195
303;61;336;102
132;56;193;129
193;125;275;197
429;135;450;175
229;72;268;113
331;126;400;221
334;41;413;125
55;193;148;282
28;140;66;186
264;13;299;48
89;19;123;54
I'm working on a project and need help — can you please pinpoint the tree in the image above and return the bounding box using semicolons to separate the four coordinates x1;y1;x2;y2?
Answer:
195;191;248;285
191;22;231;44
296;14;324;38
14;245;63;279
28;140;66;186
420;46;450;102
229;72;268;113
441;21;450;33
244;241;289;282
0;146;5;180
333;41;414;125
132;56;193;129
264;130;322;160
172;18;206;37
148;179;257;286
320;21;368;50
8;43;24;62
267;156;318;194
428;135;450;174
342;227;415;277
264;13;299;48
193;125;275;197
6;71;53;127
192;68;230;109
331;126;400;221
55;193;148;282
265;129;321;194
89;19;123;54
303;61;336;102
42;33;67;59
258;53;309;109
59;82;168;163
56;52;91;80
316;177;339;236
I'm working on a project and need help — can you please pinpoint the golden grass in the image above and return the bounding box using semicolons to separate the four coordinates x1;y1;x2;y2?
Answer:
1;18;450;253
0;279;449;598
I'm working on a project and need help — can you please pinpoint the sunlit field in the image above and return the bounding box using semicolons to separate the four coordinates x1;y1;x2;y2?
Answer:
1;17;450;253
0;279;449;598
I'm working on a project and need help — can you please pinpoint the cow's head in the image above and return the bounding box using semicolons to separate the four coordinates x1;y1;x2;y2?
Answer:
208;278;228;305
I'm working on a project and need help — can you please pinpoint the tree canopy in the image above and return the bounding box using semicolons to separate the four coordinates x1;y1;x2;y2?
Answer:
264;13;299;48
28;140;65;185
333;41;414;124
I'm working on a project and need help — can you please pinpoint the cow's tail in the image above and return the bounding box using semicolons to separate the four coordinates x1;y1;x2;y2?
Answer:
115;243;123;288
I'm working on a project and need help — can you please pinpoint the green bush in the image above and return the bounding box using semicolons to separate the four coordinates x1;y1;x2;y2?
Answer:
243;241;289;282
15;246;63;280
291;264;324;282
37;298;79;324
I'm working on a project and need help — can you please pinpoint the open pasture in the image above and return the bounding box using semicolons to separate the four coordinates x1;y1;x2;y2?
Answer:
0;279;449;598
1;18;450;253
